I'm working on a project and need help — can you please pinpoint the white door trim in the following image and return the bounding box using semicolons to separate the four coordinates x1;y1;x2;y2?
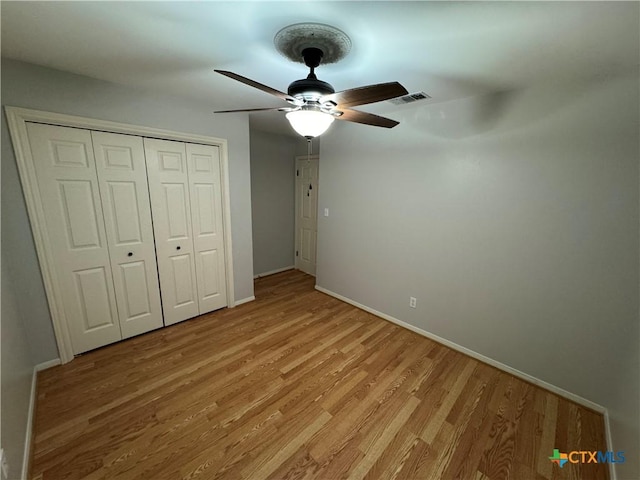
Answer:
5;106;236;363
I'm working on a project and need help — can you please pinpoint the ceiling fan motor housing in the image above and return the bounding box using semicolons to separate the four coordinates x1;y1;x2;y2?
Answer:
287;78;335;99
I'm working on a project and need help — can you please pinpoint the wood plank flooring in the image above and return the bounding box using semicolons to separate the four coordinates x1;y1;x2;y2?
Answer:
31;270;609;480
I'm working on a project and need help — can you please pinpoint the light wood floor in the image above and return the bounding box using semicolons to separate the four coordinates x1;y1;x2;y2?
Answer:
31;270;608;480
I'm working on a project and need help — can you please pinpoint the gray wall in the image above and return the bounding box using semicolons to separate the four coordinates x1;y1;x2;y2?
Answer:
1;58;255;474
1;198;36;480
250;130;300;276
1;118;58;364
317;73;639;478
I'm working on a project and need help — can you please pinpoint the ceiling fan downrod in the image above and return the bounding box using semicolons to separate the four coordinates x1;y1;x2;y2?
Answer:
287;47;335;100
302;47;323;79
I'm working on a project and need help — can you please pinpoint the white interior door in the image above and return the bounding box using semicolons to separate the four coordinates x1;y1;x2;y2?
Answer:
91;131;164;338
27;123;122;353
144;138;199;325
295;156;319;276
186;143;228;314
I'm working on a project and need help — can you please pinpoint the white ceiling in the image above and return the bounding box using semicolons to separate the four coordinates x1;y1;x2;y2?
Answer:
2;1;638;137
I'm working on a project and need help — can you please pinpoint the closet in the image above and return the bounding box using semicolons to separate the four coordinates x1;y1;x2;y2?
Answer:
144;138;228;326
24;121;228;355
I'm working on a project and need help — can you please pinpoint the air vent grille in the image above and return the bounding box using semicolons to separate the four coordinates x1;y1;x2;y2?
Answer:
389;91;431;105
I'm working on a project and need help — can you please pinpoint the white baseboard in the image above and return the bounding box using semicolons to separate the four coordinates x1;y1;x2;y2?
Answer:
315;285;607;415
35;359;61;372
23;359;61;479
233;296;255;307
253;266;295;279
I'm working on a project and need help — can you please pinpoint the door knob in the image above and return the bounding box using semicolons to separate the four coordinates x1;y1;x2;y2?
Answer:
176;246;181;250
127;252;133;257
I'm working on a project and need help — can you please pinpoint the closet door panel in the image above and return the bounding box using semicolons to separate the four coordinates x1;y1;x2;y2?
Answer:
199;249;221;299
170;254;197;304
119;261;152;318
27;123;122;354
187;144;228;314
74;267;115;330
163;183;190;239
92;132;164;337
144;138;199;325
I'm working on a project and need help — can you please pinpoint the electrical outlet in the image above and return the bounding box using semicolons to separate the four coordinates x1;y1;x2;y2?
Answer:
1;448;9;479
409;297;417;308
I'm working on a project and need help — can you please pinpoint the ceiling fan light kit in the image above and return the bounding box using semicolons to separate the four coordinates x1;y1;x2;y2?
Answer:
286;108;335;139
214;22;409;138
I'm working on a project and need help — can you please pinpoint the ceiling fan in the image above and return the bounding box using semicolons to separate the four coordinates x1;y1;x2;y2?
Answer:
214;46;408;139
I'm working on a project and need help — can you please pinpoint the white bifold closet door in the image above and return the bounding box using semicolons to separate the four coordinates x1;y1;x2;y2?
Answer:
26;123;163;354
144;138;227;325
186;143;228;314
91;131;164;338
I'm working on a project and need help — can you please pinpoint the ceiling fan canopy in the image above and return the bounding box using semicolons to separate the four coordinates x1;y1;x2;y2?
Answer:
214;23;409;138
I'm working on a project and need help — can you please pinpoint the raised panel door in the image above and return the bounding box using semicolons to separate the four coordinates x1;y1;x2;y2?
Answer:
144;138;199;325
92;131;164;337
186;143;227;314
295;157;318;275
27;123;122;354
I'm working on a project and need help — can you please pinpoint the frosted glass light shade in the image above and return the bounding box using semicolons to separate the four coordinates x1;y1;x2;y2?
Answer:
286;110;335;138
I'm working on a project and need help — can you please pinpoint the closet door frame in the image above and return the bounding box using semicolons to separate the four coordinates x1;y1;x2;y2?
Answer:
5;106;236;364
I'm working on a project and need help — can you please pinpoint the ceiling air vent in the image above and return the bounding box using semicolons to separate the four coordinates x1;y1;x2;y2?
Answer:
388;91;431;105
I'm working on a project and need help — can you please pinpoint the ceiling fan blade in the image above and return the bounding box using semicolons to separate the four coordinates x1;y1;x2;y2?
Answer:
214;107;293;113
322;82;408;109
214;70;295;103
336;109;400;128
